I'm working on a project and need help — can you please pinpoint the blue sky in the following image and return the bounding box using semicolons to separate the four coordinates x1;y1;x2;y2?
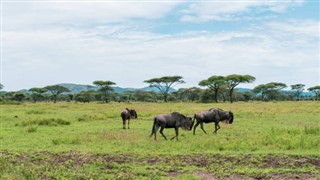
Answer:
1;1;319;91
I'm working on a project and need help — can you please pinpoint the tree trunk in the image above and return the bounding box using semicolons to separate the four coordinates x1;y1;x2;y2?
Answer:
53;95;57;103
214;89;218;103
164;94;168;102
229;88;234;103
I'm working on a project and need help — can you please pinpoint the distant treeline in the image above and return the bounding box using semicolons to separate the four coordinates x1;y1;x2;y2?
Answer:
1;87;318;104
0;74;319;103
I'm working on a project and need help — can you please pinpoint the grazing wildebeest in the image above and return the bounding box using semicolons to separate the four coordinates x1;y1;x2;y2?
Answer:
150;112;194;141
121;108;137;129
193;108;234;135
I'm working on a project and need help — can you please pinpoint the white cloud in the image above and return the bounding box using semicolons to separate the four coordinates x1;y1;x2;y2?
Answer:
1;2;318;91
180;0;305;22
3;2;180;28
3;18;318;91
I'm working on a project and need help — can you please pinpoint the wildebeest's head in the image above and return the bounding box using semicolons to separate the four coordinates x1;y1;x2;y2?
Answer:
130;109;138;119
181;116;194;131
227;111;234;124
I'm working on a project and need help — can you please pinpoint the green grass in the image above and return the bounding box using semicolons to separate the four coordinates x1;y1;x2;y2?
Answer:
0;101;319;179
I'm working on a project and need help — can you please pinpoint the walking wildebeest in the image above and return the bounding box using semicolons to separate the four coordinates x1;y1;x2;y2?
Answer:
193;108;234;135
150;112;194;141
121;108;137;129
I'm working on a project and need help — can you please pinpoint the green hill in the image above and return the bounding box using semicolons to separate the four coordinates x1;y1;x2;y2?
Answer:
56;83;176;94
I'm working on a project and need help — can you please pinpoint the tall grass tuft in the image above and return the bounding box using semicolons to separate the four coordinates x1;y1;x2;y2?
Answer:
25;110;46;114
27;126;37;133
20;118;70;127
304;126;319;135
52;137;81;145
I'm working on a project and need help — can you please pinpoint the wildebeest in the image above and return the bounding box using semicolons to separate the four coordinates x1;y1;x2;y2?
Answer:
193;108;234;135
121;108;138;129
150;112;194;141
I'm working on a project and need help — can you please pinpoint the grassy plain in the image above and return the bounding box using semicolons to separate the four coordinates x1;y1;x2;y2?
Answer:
1;101;319;179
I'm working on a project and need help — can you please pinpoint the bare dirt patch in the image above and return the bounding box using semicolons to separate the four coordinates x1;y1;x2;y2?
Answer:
193;171;216;180
1;151;319;179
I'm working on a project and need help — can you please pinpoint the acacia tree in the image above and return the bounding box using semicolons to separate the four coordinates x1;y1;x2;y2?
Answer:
134;90;157;102
175;87;202;102
265;82;287;100
0;83;3;90
174;88;189;101
307;86;320;100
44;85;71;103
187;87;202;102
13;92;26;102
225;74;256;103
144;76;185;102
290;84;305;101
199;76;225;103
253;82;287;101
253;84;268;101
75;90;95;103
93;80;116;103
123;90;135;102
29;87;48;102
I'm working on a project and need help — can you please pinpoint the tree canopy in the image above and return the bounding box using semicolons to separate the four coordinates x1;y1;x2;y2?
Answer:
253;82;287;101
307;86;320;100
144;75;185;102
291;84;305;100
29;87;48;94
44;85;71;103
93;80;116;103
29;87;48;102
199;76;225;103
225;74;256;103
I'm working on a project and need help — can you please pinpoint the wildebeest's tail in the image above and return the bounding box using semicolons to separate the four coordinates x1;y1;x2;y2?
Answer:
150;117;156;137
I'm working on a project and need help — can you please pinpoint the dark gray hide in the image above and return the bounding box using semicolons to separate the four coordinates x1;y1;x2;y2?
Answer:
150;112;194;141
193;108;233;135
121;108;138;129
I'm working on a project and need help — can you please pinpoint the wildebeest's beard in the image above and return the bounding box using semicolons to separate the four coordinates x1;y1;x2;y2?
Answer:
181;124;189;130
181;118;194;130
130;110;137;118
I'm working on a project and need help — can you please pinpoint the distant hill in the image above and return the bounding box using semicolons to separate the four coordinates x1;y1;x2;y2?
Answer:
236;87;314;96
236;88;252;92
58;83;99;93
17;84;314;96
57;83;176;94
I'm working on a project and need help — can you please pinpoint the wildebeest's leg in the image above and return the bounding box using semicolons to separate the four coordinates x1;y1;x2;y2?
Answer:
193;121;200;135
123;120;126;129
214;122;220;134
170;128;179;141
159;126;167;140
200;122;207;134
128;119;130;129
153;124;160;140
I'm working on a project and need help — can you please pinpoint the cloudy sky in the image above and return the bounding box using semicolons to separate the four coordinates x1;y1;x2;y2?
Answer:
1;0;319;91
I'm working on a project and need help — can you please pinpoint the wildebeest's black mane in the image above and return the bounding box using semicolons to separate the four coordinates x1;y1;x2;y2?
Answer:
171;112;187;119
208;107;223;111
